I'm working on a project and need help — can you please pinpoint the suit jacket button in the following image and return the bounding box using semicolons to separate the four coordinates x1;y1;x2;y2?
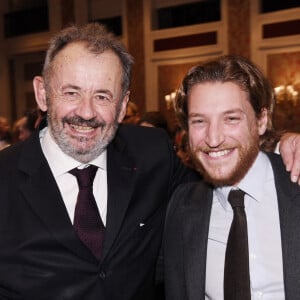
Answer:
99;271;106;279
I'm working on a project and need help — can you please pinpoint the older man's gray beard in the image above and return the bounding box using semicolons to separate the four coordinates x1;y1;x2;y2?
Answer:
47;113;120;164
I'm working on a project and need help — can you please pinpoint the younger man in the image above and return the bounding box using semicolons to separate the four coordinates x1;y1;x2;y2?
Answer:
163;55;300;299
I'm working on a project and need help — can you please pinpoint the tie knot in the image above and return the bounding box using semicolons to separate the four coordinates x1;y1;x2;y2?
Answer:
69;165;98;188
228;189;245;209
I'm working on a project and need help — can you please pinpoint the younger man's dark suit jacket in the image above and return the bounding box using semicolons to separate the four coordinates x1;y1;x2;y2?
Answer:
163;153;300;300
0;124;195;300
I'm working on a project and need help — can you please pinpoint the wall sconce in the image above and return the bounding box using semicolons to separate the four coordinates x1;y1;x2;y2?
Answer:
274;84;299;106
165;90;177;110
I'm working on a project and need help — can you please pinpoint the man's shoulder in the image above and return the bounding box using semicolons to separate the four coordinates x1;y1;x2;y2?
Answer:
266;152;300;193
165;180;212;228
265;152;287;175
0;140;23;162
117;124;169;139
170;181;211;208
114;124;172;149
0;131;41;171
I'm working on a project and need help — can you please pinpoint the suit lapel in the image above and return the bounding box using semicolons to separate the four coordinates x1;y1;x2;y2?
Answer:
269;154;300;298
183;184;213;300
102;135;137;260
18;133;97;263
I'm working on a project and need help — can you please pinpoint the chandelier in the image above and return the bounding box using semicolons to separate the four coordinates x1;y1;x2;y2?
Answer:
274;84;299;106
164;90;177;110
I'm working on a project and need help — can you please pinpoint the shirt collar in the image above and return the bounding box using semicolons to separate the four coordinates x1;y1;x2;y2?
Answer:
40;127;107;177
214;152;273;210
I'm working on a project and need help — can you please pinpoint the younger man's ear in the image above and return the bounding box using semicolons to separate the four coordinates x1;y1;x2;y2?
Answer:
258;108;268;136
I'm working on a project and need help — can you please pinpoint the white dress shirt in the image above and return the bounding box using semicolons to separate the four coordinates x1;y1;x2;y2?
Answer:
205;152;285;299
40;127;108;225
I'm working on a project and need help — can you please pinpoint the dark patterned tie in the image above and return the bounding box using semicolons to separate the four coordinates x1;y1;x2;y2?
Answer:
224;189;251;300
69;165;105;260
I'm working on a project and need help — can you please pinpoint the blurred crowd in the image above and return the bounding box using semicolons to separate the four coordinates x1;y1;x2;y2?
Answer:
0;108;44;150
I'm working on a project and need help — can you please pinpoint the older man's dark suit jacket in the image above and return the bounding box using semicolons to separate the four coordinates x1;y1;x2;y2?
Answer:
163;153;300;300
0;124;195;300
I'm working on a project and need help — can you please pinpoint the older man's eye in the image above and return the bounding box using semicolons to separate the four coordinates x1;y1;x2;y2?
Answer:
66;91;77;96
226;115;241;123
61;90;79;100
96;94;113;103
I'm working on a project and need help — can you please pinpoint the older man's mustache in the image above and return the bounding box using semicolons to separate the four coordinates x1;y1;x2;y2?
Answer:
62;116;104;128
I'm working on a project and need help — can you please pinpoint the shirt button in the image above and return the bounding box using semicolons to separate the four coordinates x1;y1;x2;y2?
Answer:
99;271;106;279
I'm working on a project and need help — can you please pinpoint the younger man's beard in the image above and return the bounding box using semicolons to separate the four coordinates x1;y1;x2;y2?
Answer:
189;140;260;187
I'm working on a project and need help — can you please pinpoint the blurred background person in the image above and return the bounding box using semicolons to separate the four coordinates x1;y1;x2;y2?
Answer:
12;109;40;143
173;129;193;168
138;111;168;131
0;116;12;150
122;101;140;124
